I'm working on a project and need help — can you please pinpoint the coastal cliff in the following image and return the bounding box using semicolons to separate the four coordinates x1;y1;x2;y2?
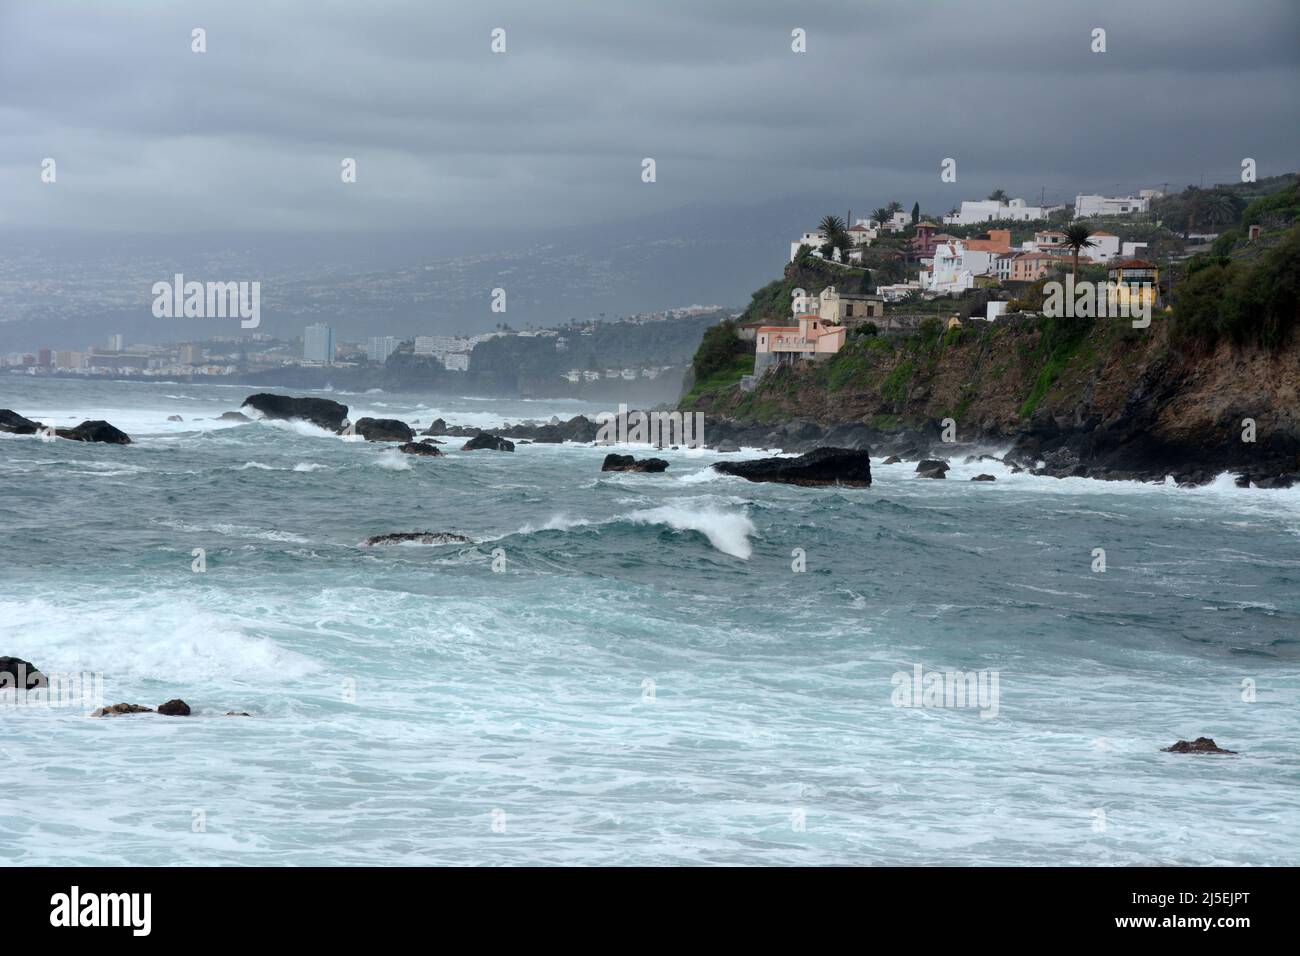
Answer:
682;217;1300;486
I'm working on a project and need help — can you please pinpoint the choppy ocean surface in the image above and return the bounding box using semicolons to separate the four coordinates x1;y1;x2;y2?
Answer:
2;377;1297;866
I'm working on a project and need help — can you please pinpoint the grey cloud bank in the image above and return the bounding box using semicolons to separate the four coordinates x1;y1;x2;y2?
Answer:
1;0;1297;235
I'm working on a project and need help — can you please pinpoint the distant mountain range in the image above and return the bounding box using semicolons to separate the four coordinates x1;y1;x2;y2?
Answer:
0;196;857;353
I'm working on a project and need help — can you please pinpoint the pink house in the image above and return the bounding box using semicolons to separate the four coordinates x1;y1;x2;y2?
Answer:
753;314;846;378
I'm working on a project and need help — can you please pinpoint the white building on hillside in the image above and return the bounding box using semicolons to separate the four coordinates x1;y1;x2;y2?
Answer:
847;220;877;245
943;198;1049;225
415;335;471;355
919;241;998;295
1074;194;1151;218
1081;230;1121;263
790;230;826;261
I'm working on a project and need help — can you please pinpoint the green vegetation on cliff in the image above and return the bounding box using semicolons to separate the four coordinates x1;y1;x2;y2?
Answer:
1174;221;1300;350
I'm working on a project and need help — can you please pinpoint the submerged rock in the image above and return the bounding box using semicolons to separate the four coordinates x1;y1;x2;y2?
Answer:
601;454;668;473
157;698;191;716
882;455;903;465
167;415;184;422
353;417;414;442
241;393;348;432
461;433;514;452
0;656;46;690
1163;737;1237;754
712;447;872;487
971;474;997;482
398;441;443;456
218;410;251;421
54;420;132;444
0;410;43;434
915;459;949;479
363;531;473;546
92;703;154;717
226;711;253;717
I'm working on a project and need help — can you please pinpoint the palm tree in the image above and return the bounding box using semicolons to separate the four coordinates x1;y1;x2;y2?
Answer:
818;214;846;238
1060;224;1097;280
870;207;891;226
987;189;1008;203
886;201;903;217
1190;190;1240;233
818;214;850;258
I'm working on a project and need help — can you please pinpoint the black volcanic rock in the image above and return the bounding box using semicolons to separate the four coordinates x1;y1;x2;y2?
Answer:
398;441;443;456
602;454;669;473
92;703;153;717
915;459;949;478
218;411;251;421
0;410;43;434
1162;737;1237;754
882;455;903;465
462;433;514;452
353;417;414;442
157;698;191;716
0;656;46;690
420;418;449;436
970;474;997;481
241;393;348;431
712;447;871;487
363;531;473;546
167;415;183;422
54;420;132;444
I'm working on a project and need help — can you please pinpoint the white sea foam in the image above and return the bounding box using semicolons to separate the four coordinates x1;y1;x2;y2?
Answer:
0;596;320;688
625;503;755;559
515;502;754;558
374;449;412;471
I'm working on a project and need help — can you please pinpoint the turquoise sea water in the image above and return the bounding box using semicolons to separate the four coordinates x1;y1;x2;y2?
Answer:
2;377;1298;865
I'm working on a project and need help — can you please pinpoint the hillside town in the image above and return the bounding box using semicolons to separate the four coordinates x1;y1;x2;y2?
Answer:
746;181;1270;384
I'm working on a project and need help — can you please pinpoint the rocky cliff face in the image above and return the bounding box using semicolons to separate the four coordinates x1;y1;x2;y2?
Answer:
685;315;1300;486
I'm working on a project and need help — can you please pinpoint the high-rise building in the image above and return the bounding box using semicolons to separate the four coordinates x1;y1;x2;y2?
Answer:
38;348;52;366
304;324;335;364
366;336;399;363
180;345;201;365
54;350;84;370
108;334;125;352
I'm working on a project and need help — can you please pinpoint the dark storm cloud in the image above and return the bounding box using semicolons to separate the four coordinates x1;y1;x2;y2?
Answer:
0;0;1296;234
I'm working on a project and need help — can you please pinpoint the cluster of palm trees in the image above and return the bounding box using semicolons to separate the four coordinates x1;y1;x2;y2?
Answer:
816;201;910;261
869;201;904;227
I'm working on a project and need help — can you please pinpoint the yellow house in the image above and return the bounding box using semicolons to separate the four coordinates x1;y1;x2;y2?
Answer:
1108;259;1160;312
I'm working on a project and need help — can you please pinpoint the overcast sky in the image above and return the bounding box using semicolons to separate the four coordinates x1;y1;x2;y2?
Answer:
1;0;1298;237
